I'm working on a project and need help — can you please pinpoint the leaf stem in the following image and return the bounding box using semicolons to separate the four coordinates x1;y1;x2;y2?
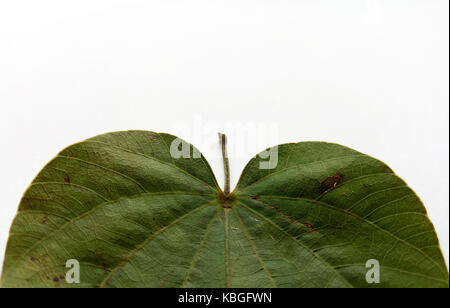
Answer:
219;133;231;195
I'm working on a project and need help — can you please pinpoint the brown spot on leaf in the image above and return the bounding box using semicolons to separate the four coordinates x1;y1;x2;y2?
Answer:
30;256;37;262
250;195;259;200
64;175;71;184
320;173;344;194
303;222;315;232
53;277;59;282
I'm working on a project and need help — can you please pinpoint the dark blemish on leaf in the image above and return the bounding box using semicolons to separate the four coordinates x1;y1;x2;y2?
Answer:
60;275;65;280
320;173;344;194
148;134;159;140
53;277;59;282
250;195;259;200
303;222;315;232
64;175;71;184
30;256;37;262
41;216;48;224
362;184;368;189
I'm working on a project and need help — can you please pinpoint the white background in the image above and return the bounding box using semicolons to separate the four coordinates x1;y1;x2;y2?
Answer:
0;0;448;273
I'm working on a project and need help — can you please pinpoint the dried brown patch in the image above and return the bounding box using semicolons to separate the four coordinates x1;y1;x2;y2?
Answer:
320;173;344;194
303;222;315;232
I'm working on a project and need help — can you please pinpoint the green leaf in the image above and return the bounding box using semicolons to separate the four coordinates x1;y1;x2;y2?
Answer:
0;131;448;288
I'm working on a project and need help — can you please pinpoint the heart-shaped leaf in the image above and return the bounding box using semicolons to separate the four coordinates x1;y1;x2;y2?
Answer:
1;131;448;288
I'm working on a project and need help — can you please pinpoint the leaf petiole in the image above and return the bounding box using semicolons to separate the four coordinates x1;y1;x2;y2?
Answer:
219;133;230;195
